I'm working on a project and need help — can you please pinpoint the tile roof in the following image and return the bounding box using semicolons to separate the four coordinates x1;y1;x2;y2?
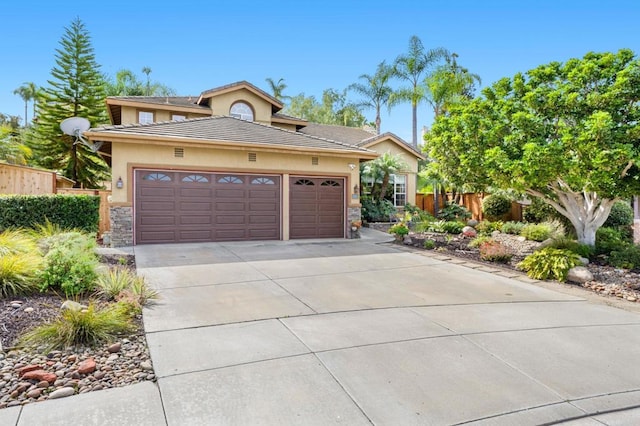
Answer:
299;123;424;158
298;123;377;144
86;116;377;155
106;96;208;110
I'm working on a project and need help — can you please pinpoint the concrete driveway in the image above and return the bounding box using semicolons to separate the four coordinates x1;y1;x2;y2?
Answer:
8;230;640;425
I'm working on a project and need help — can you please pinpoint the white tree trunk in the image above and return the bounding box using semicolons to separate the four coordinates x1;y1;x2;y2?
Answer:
527;182;615;246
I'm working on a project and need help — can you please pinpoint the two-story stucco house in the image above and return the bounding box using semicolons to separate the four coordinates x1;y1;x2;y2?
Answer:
85;81;424;246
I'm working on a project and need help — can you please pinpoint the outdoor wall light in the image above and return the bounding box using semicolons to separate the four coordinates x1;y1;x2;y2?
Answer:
116;177;123;189
348;163;356;170
353;184;359;194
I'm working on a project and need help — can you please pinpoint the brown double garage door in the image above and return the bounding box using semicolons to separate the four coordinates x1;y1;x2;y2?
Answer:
135;170;344;244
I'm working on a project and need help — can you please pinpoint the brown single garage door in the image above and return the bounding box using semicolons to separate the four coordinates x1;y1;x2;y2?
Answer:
135;170;281;244
289;177;345;239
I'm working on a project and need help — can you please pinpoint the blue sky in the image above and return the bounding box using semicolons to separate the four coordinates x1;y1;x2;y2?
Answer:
2;0;639;142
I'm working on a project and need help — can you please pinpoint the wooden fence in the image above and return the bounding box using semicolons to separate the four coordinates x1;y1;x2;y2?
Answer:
415;192;522;222
0;163;56;195
56;189;111;235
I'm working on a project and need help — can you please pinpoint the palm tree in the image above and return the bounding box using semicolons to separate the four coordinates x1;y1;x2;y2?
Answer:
364;152;408;201
265;77;289;101
425;53;481;118
348;61;394;134
13;82;37;125
142;66;152;96
390;35;449;147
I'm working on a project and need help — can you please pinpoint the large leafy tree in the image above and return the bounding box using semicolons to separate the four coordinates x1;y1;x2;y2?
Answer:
28;18;109;188
427;49;640;245
391;35;449;147
0;115;31;165
105;68;174;96
285;88;367;127
348;61;394;134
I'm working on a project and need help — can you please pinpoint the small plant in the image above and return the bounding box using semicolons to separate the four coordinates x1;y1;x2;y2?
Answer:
0;229;42;297
475;220;503;236
520;223;553;242
442;221;464;234
609;245;640;270
124;275;159;308
444;234;454;244
0;229;38;256
479;240;513;263
595;226;632;255
437;203;471;222
389;223;409;237
468;236;493;248
19;302;134;351
501;221;525;235
427;220;447;233
39;231;98;296
517;248;581;281
547;236;594;258
604;200;634;228
94;267;137;300
482;194;512;219
423;239;436;250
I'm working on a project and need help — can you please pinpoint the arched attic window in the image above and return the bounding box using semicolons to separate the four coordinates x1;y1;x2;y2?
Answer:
230;102;254;121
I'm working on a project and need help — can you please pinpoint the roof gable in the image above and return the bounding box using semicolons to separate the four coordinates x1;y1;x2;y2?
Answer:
358;133;426;160
197;81;283;112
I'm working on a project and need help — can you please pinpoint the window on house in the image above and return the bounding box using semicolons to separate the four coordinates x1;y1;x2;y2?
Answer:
391;174;406;207
138;111;154;124
229;102;254;121
172;114;186;121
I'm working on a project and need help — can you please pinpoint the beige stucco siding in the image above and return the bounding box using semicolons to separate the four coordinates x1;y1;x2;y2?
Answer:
110;141;360;206
120;106;209;125
208;89;273;124
365;140;420;205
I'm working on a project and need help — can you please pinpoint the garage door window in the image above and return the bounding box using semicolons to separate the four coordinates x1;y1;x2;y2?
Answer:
321;180;340;187
143;172;171;181
294;179;314;186
218;176;244;184
182;174;209;183
252;177;275;185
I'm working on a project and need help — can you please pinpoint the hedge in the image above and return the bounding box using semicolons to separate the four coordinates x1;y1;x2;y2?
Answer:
0;195;99;233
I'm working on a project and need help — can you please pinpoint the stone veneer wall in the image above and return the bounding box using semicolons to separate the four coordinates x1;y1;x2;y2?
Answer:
110;206;133;247
347;206;361;239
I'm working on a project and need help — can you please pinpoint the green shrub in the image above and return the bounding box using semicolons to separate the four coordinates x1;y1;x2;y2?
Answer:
468;235;493;248
39;232;98;296
523;197;556;223
501;221;525;235
0;195;99;233
361;197;397;222
609;245;640;270
604;200;634;228
479;240;513;263
482;194;512;218
437;203;471;222
442;221;464;234
520;223;553;242
389;223;409;236
423;239;436;250
19;302;133;351
517;248;581;281
475;220;503;236
595;227;632;255
547;236;594;258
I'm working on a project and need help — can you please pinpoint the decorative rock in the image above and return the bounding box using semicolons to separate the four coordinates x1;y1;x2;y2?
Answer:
60;301;87;312
17;365;41;377
22;370;57;384
26;389;41;399
567;266;594;284
11;303;22;309
78;358;96;375
48;387;75;399
578;257;590;266
492;230;501;237
467;219;479;227
627;296;637;302
516;236;527;242
107;354;119;362
37;380;49;388
23;307;34;313
93;371;106;380
462;226;477;237
140;361;153;371
107;343;122;353
403;235;413;245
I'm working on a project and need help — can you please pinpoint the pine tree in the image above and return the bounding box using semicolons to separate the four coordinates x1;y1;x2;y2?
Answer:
28;18;109;188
